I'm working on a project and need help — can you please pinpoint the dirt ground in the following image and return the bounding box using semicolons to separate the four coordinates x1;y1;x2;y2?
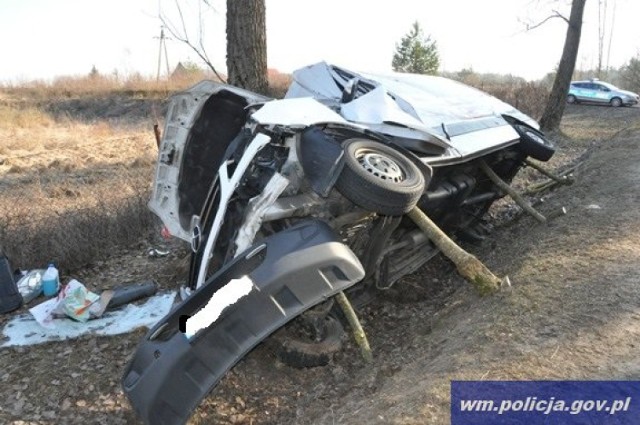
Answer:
1;104;639;424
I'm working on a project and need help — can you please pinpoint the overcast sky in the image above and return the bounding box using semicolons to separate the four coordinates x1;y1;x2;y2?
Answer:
0;0;638;83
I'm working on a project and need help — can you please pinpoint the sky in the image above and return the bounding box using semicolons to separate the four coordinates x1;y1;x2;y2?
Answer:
0;0;638;83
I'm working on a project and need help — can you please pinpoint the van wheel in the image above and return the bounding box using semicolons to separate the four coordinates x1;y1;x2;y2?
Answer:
513;124;556;162
335;139;425;216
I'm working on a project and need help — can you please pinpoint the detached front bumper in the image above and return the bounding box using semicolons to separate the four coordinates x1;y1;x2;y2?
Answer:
122;220;364;425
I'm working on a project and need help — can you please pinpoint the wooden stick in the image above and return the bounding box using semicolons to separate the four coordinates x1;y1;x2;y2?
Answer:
525;165;578;194
335;291;373;363
479;160;547;223
153;123;162;149
524;159;574;185
407;207;503;295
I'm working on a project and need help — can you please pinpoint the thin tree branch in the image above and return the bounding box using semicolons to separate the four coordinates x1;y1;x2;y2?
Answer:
525;10;569;31
158;0;226;83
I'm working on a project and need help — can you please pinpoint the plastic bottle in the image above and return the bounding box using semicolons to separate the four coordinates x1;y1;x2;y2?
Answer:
42;263;60;297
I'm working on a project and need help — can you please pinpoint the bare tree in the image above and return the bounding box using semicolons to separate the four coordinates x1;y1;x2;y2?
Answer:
539;0;587;132
605;0;617;71
597;0;607;77
226;0;268;94
159;0;226;82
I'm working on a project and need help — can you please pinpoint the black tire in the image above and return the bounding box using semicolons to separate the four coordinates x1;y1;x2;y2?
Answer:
275;315;344;368
335;139;425;216
567;94;577;104
513;124;556;162
610;97;623;107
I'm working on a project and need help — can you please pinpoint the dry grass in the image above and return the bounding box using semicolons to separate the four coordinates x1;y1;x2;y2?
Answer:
2;74;204;100
1;70;293;100
267;68;293;98
0;97;159;271
481;82;550;121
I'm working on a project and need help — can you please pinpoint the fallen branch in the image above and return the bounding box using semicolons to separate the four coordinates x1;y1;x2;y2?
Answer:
407;207;503;295
524;159;575;185
335;291;373;363
479;160;547;223
524;164;580;195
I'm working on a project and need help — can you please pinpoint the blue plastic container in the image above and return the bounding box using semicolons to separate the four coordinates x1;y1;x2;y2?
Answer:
42;263;59;297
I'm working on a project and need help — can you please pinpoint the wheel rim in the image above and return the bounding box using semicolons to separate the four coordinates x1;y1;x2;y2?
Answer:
568;95;576;104
612;98;621;107
355;149;405;183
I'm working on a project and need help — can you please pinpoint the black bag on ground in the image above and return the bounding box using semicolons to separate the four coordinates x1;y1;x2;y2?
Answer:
0;254;22;314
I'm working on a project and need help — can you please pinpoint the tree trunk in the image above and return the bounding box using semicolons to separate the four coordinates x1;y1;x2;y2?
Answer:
539;0;587;132
226;0;268;94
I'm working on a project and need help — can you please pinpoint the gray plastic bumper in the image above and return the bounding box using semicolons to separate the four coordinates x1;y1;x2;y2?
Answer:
122;220;364;425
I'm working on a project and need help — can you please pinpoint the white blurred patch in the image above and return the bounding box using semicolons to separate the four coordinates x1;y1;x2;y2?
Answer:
184;276;254;339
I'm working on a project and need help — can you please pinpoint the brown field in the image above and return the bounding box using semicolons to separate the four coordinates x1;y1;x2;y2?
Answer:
0;83;163;271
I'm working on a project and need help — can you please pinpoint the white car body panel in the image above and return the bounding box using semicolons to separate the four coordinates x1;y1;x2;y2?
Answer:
251;97;347;126
195;133;271;288
149;82;269;241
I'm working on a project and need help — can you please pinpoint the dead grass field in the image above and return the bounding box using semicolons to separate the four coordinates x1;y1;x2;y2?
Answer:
0;88;161;271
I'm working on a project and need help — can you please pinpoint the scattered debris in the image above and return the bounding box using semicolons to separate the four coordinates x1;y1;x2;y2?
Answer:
16;269;44;304
147;248;170;258
28;280;110;327
1;291;176;347
105;281;158;311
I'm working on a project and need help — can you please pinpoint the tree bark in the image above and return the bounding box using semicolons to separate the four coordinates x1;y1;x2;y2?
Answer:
407;207;502;295
335;291;373;363
226;0;268;94
539;0;587;132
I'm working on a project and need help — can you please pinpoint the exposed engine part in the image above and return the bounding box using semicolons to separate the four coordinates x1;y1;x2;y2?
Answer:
423;173;476;207
363;216;402;280
263;193;326;222
378;241;439;290
233;173;291;256
461;192;499;206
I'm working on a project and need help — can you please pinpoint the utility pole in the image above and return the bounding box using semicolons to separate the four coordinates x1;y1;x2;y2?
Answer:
155;27;171;81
